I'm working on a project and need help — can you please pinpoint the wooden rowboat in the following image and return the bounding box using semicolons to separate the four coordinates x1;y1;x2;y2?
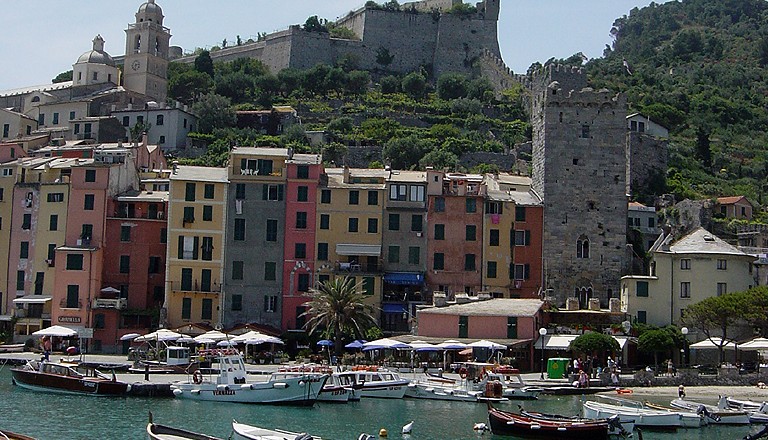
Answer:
146;412;223;440
0;430;38;440
488;405;609;439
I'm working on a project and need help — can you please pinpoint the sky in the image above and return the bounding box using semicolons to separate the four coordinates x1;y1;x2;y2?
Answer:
0;0;667;91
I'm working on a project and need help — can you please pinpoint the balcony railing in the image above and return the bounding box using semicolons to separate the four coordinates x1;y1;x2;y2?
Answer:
169;281;222;294
93;298;128;310
110;211;165;220
60;299;83;309
334;260;383;274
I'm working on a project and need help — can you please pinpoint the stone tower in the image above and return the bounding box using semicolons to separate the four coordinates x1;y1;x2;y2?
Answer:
530;64;628;308
123;0;170;102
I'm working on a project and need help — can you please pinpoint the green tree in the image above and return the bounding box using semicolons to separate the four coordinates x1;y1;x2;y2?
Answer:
192;93;236;134
129;121;151;143
169;70;213;103
301;276;378;355
346;70;370;96
52;70;73;83
215;72;256;104
637;328;675;371
383;135;430;170
401;72;426;100
695;127;712;170
194;50;215;78
361;118;401;145
683;292;746;364
379;75;401;94
437;73;468;100
419;149;458;170
375;47;395;67
569;332;620;359
327;117;355;138
303;15;328;33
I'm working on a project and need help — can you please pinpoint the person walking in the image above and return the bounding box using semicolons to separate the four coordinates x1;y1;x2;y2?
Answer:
667;359;674;376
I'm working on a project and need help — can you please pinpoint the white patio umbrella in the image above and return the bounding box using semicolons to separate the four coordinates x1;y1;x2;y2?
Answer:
689;337;737;350
231;330;269;343
134;329;187;342
32;325;79;338
175;337;197;344
195;338;216;345
437;340;468;350
100;287;121;294
738;337;768;351
119;333;142;341
410;340;440;352
362;338;412;350
194;330;229;342
217;340;237;347
467;340;506;350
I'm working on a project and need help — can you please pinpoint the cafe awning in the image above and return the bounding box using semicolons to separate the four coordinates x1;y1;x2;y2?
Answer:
13;295;52;304
382;304;407;314
336;244;381;256
383;272;424;285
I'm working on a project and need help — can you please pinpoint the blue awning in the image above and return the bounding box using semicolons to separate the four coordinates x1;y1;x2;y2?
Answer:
382;304;407;314
383;272;424;285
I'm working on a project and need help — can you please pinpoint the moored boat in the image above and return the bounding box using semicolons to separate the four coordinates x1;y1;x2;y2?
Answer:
274;365;350;403
171;349;326;405
582;400;682;429
334;367;409;399
146;412;222;440
0;430;38;440
405;376;508;403
231;420;319;440
10;360;128;396
670;397;751;425
643;401;707;427
489;405;610;439
518;408;634;437
0;344;25;353
129;346;199;374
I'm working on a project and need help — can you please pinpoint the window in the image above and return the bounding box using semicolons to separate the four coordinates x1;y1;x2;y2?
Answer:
717;283;727;296
390;184;407;201
52;113;59;125
85;169;96;182
368;191;378;205
514;230;531;246
464;254;476;271
298;273;310;292
515;206;526;222
348;218;359;232
49;214;58;231
295;243;307;259
489;229;499;246
1;124;8;138
16;270;24;291
201;237;213;261
319;214;330;230
264;295;277;313
388;214;400;231
265;262;277;281
485;201;503;214
178;236;198;260
200;269;212;292
636;310;647;324
297;186;308;202
465;198;476;213
83;194;95;210
184;183;196;201
183;206;195;223
38;114;45;125
180;268;193;291
160;228;167;244
20;241;29;259
296;212;308;229
680;282;691;298
47;244;56;262
388;245;400;263
231;294;243;311
637;281;649;297
363;277;375;296
47;193;64;203
465;225;476;241
122;116;130;126
581;124;590;138
458;315;468;338
66;254;84;270
297;165;309;179
120;255;130;273
84;123;92;137
576;237;590;258
1;168;12;177
148;256;161;274
266;219;278;241
717;259;727;270
201;298;212;320
66;285;79;309
434;224;445;240
156;114;164;126
487;261;497;279
367;218;378;233
232;261;244;280
434;197;445;212
81;224;93;240
648;217;656;228
317;243;329;261
262;184;284;201
120;225;131;242
22;214;31;230
34;272;45;296
321;189;331;204
233;218;246;241
203;205;213;221
348;190;359;205
204;184;214;199
235;183;246;200
433;253;444;270
513;264;530;280
411;214;423;232
408;246;420;265
680;259;691;270
181;298;192;320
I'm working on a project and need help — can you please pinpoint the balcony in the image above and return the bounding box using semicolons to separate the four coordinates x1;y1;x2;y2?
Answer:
93;298;127;309
60;299;83;309
169;281;222;294
334;259;383;274
110;211;165;220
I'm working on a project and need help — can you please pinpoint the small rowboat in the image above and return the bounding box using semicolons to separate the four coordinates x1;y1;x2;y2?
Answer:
146;412;222;440
488;406;610;439
0;430;38;440
231;421;320;440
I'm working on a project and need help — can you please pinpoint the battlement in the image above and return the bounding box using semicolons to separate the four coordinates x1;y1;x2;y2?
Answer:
545;88;626;109
526;63;587;95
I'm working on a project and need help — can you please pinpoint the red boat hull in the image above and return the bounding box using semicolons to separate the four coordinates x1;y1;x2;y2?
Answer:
488;407;608;439
11;368;128;396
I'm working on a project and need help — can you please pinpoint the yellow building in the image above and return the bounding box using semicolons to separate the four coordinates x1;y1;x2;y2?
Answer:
164;165;228;329
0;159;16;321
315;168;387;316
621;227;757;327
481;175;514;296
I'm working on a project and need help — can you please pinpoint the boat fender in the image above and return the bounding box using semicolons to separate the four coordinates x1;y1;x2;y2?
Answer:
126;383;132;393
192;370;203;384
172;388;183;396
459;367;469;379
273;382;289;389
298;380;305;387
240;384;252;390
191;389;200;394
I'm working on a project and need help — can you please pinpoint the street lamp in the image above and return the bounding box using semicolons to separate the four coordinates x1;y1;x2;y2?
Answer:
539;327;548;380
681;327;689;368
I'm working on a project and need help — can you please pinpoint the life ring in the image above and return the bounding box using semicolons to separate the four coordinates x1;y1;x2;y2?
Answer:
459;367;469;379
192;370;203;384
616;388;633;395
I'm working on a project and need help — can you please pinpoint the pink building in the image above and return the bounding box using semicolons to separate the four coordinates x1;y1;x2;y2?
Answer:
281;154;323;331
717;196;753;221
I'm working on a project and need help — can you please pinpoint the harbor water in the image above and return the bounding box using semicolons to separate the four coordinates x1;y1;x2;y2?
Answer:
0;368;765;440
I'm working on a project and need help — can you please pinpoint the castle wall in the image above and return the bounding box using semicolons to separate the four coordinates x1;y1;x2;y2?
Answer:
433;12;500;77
403;0;462;12
530;66;628;307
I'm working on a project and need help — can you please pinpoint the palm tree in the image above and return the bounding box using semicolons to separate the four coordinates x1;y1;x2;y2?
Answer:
301;276;378;355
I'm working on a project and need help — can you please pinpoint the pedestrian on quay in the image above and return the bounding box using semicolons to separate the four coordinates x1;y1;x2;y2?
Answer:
42;336;52;361
678;384;686;398
667;359;674;376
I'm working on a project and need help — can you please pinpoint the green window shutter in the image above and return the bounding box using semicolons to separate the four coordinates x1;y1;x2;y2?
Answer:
192;236;199;260
177;236;184;259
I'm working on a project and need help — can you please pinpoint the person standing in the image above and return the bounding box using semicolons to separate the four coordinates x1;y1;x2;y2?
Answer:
42;336;52;361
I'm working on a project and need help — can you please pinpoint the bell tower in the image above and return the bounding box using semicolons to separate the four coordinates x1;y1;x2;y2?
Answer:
123;0;170;102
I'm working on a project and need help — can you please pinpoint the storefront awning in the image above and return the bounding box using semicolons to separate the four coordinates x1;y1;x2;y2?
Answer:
537;334;635;350
383;272;424;285
336;244;381;256
13;296;52;304
382;304;407;314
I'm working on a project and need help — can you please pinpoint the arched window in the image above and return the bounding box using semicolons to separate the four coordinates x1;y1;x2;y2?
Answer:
577;236;590;259
135;35;141;54
31;96;40;103
155;37;161;56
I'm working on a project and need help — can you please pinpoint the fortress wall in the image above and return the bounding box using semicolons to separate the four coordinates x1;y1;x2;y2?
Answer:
337;8;367;40
433;14;499;77
403;0;462;12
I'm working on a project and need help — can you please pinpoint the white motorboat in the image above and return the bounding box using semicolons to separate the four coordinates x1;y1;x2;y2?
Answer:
670;397;751;425
274;366;350;403
583;399;683;428
725;397;768;423
147;412;222;440
334;367;409;399
171;349;327;405
231;420;319;440
405;374;508;402
643;401;707;428
459;363;542;399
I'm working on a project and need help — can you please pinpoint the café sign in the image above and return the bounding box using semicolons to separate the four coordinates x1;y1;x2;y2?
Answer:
58;316;81;323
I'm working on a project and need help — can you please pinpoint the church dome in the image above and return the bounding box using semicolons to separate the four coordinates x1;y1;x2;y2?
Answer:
76;35;115;66
137;0;163;20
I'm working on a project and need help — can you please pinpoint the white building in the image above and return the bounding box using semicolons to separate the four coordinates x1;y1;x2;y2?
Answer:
112;104;196;151
627;113;669;138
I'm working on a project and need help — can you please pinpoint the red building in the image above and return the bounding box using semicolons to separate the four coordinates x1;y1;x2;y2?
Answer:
281;154;323;331
99;190;168;353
